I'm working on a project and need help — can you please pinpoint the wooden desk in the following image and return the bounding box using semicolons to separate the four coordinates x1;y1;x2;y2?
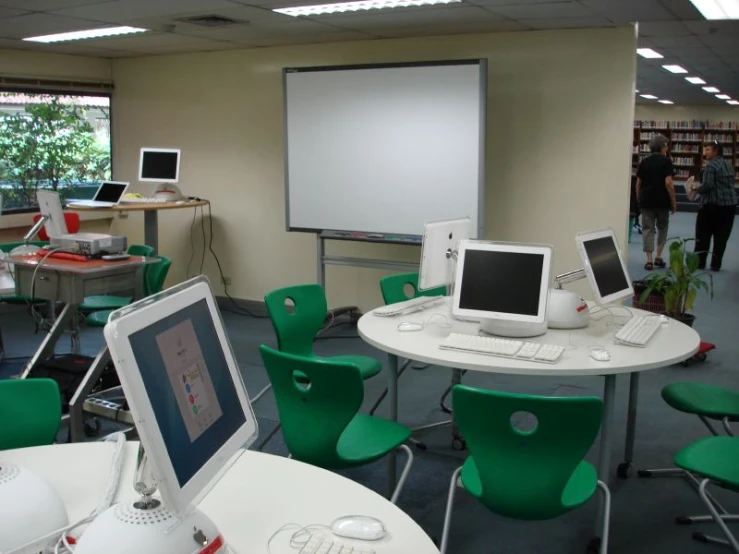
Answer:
68;199;208;253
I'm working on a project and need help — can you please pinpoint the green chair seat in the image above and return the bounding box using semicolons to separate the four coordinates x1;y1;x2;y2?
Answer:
79;295;133;312
675;436;739;490
85;310;113;327
0;378;61;450
379;272;446;305
337;413;410;466
663;382;739;421
0;241;48;304
324;354;381;380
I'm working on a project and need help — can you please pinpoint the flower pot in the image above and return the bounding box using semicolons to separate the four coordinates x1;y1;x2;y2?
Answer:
671;313;696;327
632;280;665;314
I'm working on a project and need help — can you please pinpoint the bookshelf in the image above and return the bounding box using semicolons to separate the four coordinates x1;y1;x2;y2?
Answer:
633;120;739;181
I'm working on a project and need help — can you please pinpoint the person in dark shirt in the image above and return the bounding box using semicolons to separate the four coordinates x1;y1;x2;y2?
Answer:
689;141;738;271
636;134;677;271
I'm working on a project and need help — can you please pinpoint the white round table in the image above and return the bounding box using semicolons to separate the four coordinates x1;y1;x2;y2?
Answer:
358;301;699;535
1;442;439;554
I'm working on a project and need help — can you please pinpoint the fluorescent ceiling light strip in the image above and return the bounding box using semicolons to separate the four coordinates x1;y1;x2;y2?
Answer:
703;86;720;93
688;0;739;20
658;100;674;104
686;76;706;84
636;48;663;59
640;94;658;99
716;94;731;99
274;0;460;16
24;26;147;43
728;100;739;105
662;64;688;74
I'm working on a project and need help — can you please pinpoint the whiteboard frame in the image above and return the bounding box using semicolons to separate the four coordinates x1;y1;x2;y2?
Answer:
282;59;487;240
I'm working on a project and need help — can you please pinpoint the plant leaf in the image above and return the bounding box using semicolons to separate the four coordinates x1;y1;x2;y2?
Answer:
684;289;697;312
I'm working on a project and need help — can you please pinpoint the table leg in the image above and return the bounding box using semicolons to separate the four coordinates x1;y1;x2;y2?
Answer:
69;346;111;442
144;210;159;254
387;353;399;498
595;374;617;538
620;372;640;477
20;303;74;377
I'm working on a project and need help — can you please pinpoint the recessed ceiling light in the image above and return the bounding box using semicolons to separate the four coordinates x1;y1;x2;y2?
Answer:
637;48;664;59
728;100;739;105
274;0;460;16
23;26;147;43
658;100;675;104
688;0;739;20
716;94;732;99
685;76;707;84
703;86;720;93
662;64;689;74
640;94;658;99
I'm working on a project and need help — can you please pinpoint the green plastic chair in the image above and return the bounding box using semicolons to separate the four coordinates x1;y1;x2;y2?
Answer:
259;345;413;503
379;272;446;305
85;254;171;327
263;284;381;380
79;245;156;313
0;241;48;304
440;385;610;554
0;378;61;450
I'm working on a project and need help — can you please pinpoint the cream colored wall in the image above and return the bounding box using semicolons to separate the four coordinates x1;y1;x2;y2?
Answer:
0;48;110;80
635;104;739;123
111;26;637;310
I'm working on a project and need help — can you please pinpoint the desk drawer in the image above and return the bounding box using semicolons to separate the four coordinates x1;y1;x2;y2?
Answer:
15;267;60;301
82;272;138;298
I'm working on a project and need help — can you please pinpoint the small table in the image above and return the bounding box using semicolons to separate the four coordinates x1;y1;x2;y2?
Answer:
68;199;208;253
9;254;151;441
1;442;439;554
358;302;699;535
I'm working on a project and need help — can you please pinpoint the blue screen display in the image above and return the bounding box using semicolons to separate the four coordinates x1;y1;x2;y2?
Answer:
129;299;246;487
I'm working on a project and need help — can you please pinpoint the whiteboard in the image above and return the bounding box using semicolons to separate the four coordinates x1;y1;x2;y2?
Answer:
284;60;486;238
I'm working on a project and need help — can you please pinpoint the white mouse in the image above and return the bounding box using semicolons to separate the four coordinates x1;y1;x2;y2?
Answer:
397;321;423;332
331;515;387;541
590;348;611;362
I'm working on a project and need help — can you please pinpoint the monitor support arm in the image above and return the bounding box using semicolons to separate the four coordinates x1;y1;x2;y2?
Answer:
23;215;48;245
554;268;586;289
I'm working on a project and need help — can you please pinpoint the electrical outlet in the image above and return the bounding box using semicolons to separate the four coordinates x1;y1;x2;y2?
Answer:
222;276;232;286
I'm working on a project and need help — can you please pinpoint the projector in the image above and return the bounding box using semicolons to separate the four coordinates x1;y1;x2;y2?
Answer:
50;233;127;256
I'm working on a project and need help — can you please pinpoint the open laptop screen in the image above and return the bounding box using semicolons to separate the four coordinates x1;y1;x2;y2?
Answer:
94;182;128;203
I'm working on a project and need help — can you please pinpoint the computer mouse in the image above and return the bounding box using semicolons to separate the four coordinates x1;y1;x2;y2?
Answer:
589;348;611;362
331;515;387;541
397;321;423;332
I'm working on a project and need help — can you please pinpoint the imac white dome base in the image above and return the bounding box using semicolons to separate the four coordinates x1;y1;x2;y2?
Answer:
0;463;69;552
479;318;547;338
153;184;184;202
547;288;590;330
75;499;227;554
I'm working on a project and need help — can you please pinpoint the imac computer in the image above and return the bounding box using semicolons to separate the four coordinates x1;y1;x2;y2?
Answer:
11;190;69;256
139;147;183;201
452;240;553;338
418;217;472;292
576;228;633;305
74;276;258;554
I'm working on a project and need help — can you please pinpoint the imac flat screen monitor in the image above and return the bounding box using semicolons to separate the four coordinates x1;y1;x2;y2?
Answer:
103;276;258;514
139;148;181;183
576;228;633;305
419;217;472;291
452;241;552;337
36;191;68;239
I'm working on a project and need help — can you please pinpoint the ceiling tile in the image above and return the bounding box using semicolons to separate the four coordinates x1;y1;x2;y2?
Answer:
248;29;373;47
172;19;349;43
581;0;677;23
125;40;247;54
51;0;242;23
0;7;28;17
370;18;529;37
478;1;597;19
317;5;502;31
638;21;691;36
76;31;221;51
0;0;113;10
517;17;613;29
466;0;581;4
0;13;108;39
647;34;703;48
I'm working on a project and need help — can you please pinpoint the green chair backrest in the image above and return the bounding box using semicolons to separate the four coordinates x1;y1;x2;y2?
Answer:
0;378;61;450
259;345;363;468
453;385;603;520
145;255;172;297
128;244;155;257
0;241;47;253
379;272;446;305
264;284;326;357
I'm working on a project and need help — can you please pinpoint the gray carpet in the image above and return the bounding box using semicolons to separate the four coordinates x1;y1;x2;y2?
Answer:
1;212;737;553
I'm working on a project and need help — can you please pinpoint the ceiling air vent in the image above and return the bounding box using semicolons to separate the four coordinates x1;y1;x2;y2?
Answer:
176;14;244;27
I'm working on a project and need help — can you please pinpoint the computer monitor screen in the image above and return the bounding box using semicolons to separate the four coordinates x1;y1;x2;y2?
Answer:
139;148;181;183
452;241;552;325
94;181;129;203
419;217;472;291
103;277;257;514
36;191;68;239
576;228;633;305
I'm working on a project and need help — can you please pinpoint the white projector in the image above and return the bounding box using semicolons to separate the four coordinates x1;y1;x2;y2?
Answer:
50;233;127;256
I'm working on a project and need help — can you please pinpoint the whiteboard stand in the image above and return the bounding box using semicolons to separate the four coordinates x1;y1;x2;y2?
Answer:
317;233;421;320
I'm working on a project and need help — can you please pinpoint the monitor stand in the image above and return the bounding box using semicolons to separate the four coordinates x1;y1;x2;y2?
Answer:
479;318;547;338
152;183;184;202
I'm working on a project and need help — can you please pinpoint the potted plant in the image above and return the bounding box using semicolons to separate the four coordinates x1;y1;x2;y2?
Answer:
638;237;712;327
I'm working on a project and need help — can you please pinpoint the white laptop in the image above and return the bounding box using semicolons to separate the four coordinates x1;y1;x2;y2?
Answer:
68;181;129;208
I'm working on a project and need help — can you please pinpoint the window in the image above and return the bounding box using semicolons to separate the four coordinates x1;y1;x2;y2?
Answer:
0;92;111;213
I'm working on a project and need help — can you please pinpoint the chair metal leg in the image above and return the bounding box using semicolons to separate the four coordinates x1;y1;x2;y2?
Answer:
695;479;739;552
678;515;739;525
257;422;282;451
370;359;411;416
723;417;734;436
249;383;272;404
390;444;414;505
641;468;731;516
413;420;452;433
700;415;721;436
440;466;463;554
597;480;611;554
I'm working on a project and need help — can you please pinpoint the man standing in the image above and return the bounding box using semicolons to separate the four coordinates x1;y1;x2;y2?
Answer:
636;134;677;270
690;141;737;271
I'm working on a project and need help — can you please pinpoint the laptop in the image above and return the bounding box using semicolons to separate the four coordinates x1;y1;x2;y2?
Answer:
68;181;129;208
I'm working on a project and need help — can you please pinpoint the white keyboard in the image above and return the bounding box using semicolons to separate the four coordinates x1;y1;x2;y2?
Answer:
614;315;661;347
297;533;375;554
373;296;444;317
439;333;565;364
